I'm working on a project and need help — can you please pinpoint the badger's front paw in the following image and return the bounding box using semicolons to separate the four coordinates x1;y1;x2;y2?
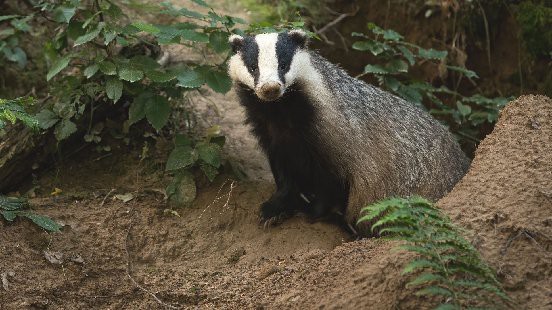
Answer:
259;199;292;228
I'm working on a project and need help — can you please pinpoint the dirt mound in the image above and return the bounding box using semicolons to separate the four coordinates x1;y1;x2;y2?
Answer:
1;94;551;309
438;95;552;309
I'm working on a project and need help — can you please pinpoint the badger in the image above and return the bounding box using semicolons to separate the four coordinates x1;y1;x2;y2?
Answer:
227;30;470;233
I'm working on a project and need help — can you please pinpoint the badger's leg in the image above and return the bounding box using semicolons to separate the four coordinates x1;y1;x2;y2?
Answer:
260;155;307;222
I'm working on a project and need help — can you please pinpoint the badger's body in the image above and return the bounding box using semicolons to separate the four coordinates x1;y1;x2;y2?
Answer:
228;31;470;232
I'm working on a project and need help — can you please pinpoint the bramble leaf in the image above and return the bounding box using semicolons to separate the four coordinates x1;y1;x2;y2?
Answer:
47;55;72;81
106;77;123;103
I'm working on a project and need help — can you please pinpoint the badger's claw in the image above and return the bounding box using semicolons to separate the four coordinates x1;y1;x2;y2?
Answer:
259;213;288;228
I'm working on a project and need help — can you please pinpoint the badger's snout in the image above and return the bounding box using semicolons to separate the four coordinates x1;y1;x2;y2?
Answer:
256;82;283;101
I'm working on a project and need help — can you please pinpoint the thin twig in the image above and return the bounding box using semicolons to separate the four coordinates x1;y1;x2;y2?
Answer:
315;6;359;36
124;210;179;309
199;179;236;220
99;188;116;207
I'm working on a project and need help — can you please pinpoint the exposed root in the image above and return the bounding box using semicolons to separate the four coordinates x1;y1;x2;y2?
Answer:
198;179;237;220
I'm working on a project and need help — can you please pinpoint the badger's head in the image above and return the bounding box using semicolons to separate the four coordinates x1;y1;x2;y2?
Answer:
227;30;309;101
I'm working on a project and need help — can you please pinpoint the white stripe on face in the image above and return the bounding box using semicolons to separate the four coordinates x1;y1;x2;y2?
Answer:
228;54;255;89
255;33;280;88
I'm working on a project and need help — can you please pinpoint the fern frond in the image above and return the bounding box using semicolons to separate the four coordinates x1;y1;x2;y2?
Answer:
358;197;511;309
407;273;446;287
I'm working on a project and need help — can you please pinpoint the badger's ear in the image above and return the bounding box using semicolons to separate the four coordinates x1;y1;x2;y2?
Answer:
288;29;308;48
229;34;244;53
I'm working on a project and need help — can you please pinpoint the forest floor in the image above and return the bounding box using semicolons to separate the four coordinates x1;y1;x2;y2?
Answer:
1;1;552;309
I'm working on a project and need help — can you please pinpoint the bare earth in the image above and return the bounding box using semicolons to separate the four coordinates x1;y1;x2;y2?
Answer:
1;0;552;307
1;88;551;310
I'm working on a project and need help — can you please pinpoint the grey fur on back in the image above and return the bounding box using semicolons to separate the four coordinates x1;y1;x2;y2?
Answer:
305;52;470;227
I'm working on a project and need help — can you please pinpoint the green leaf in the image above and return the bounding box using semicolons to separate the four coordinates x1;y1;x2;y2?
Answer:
446;65;478;79
104;30;117;45
98;61;117;75
129;56;160;71
1;210;17;221
35;109;59;129
180;30;209;43
74;23;104;46
209;31;230;53
197;143;222;168
54;119;77;141
0;195;28;210
23;213;62;232
176;69;205;88
434;304;460;310
145;95;170;131
204;69;232;93
175;134;192;147
397;45;416;65
47;55;72;81
145;70;176;83
200;162;218;181
178;8;204;19
106;77;123;103
0;15;19;22
402;259;443;274
364;64;389;75
395;84;423;105
192;0;209;7
131;22;160;34
415;286;454;297
418;47;448;60
385;59;409;74
84;64;99;79
118;67;143;82
382;29;403;41
352;41;385;55
456;101;472;116
128;93;148;125
406;273;445;287
53;6;76;23
166;146;197;171
5;47;27;68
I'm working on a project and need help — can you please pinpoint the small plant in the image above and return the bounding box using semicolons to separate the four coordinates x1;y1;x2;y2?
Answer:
352;23;511;144
0;14;31;68
165;127;225;204
1;195;61;232
0;96;39;130
358;197;511;309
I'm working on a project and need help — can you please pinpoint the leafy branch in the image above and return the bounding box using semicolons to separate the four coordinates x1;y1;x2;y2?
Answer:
0;97;39;130
352;23;511;144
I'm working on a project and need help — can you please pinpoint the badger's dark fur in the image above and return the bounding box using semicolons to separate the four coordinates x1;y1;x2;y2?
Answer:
228;30;470;233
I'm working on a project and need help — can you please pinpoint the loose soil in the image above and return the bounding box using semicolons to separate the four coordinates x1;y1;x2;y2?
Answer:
1;95;550;309
1;0;551;308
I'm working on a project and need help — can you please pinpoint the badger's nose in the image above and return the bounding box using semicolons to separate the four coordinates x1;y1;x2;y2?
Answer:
257;82;283;101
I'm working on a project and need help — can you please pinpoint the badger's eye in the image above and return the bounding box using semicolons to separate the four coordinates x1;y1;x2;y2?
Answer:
278;63;287;70
251;64;258;72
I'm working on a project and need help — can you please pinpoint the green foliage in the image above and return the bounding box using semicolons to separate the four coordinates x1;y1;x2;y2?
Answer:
1;196;61;232
32;0;241;143
358;197;511;309
241;0;332;27
0;97;39;130
166;126;225;203
353;23;511;144
0;14;31;68
516;1;552;58
0;0;252;201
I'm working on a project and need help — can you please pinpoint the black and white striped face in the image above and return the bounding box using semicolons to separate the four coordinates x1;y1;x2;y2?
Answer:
228;30;309;101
